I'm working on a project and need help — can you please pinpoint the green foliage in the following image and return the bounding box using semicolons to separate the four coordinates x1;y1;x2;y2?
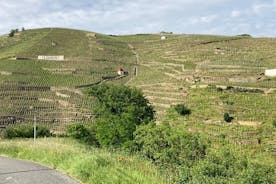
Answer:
187;146;276;184
89;84;154;122
66;123;98;146
0;138;164;184
89;84;154;147
9;29;15;37
174;104;191;116
134;123;207;167
272;119;276;128
3;124;50;139
240;162;276;184
224;112;234;122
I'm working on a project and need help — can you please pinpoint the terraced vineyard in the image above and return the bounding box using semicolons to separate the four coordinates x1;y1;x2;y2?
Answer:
119;34;276;155
0;28;136;130
0;29;275;155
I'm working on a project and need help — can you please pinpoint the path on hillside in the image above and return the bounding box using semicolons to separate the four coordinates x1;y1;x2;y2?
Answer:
0;157;80;184
125;44;139;85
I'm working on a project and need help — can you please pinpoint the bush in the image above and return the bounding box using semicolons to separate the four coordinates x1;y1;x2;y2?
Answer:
88;84;154;147
3;124;50;139
188;146;275;183
66;123;98;146
134;123;207;167
224;112;233;123
9;29;15;37
174;104;191;116
272;120;276;128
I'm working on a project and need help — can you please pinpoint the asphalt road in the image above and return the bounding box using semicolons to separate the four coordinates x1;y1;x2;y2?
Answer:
0;157;80;184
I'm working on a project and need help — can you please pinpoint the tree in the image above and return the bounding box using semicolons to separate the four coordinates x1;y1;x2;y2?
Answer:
174;104;191;116
88;84;154;147
21;27;25;32
224;112;233;122
9;29;15;37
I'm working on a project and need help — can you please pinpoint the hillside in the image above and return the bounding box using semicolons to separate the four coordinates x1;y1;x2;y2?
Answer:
119;33;276;156
0;28;275;153
0;28;136;129
0;28;276;183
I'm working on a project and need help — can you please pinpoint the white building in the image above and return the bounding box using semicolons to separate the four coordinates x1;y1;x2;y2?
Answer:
38;55;64;61
161;36;166;40
265;69;276;77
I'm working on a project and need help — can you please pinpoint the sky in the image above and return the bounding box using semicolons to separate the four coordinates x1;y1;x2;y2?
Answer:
1;0;276;37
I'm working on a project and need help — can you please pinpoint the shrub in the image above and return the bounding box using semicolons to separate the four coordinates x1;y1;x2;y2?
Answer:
88;84;154;147
66;123;98;146
224;112;233;123
188;146;275;183
9;29;15;37
3;124;50;139
134;123;207;167
174;104;191;116
272;120;276;128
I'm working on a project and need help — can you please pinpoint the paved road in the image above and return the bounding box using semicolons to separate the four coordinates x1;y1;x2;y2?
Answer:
0;157;80;184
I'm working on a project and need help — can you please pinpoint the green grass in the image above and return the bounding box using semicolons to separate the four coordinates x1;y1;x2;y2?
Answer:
0;138;164;184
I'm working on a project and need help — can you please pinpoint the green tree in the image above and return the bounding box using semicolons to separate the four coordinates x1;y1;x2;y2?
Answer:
174;104;191;116
9;29;15;37
224;112;233;122
88;84;154;147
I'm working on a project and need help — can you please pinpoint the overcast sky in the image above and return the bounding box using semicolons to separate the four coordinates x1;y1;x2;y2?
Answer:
1;0;276;37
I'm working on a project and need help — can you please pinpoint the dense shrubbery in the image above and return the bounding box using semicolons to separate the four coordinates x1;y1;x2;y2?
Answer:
3;124;50;139
134;123;207;167
66;123;98;146
186;147;276;183
88;84;154;147
174;104;191;116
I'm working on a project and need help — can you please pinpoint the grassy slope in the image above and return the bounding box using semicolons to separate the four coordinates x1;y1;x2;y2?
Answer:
0;28;136;126
119;34;276;158
0;138;164;184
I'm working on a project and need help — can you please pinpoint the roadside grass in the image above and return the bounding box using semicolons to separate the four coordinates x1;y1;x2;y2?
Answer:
0;137;164;184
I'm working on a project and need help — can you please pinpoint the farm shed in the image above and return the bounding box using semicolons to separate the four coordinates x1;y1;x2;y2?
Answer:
38;55;64;61
265;69;276;77
161;36;166;40
117;67;125;76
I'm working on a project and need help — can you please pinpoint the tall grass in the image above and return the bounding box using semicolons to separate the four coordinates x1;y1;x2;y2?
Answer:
0;138;164;184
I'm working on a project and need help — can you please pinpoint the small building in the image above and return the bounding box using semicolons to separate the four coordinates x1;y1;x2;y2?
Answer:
38;55;64;61
161;36;166;40
51;41;57;46
265;69;276;77
117;67;125;76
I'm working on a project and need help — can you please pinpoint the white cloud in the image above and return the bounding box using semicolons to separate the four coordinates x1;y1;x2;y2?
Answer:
0;0;276;37
200;15;217;23
231;10;241;17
